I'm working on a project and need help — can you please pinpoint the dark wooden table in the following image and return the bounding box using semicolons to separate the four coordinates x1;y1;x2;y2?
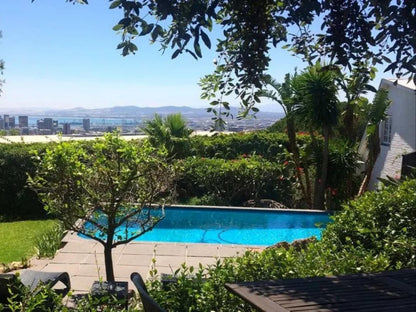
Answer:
225;269;416;312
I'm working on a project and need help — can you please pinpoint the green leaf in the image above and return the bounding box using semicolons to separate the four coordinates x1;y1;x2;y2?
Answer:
112;24;123;31
118;18;131;27
200;30;211;49
116;42;127;49
140;23;154;36
172;49;181;59
109;0;121;9
194;41;202;58
185;49;198;60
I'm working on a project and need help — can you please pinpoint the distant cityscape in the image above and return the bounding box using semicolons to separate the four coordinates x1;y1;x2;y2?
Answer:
0;106;284;136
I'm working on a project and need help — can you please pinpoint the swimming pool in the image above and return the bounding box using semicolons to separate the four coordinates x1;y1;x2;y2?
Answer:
81;206;331;246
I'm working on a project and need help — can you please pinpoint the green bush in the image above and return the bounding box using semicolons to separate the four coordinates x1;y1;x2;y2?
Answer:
0;143;51;220
188;131;295;160
321;179;416;268
177;155;293;206
0;278;137;311
35;222;65;258
0;276;66;311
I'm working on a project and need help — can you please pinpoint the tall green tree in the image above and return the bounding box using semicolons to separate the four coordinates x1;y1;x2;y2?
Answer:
261;73;313;208
336;62;377;143
29;133;174;282
294;64;339;209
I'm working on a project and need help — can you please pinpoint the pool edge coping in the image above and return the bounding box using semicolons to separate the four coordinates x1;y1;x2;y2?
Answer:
164;204;332;214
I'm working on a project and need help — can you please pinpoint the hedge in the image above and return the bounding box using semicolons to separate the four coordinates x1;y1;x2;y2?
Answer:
177;155;293;206
0;143;51;220
187;131;297;160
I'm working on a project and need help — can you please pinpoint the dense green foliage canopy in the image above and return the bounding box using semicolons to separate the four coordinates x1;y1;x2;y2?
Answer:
66;0;415;118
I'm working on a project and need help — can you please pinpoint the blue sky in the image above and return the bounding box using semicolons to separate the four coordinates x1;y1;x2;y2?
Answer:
0;1;388;113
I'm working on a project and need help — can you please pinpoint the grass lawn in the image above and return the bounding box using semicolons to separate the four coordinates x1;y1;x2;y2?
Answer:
0;219;58;264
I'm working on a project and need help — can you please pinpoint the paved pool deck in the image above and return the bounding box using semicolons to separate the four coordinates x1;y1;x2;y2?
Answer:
28;231;263;293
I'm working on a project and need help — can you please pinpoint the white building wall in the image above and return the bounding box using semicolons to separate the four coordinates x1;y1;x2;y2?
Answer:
369;79;416;190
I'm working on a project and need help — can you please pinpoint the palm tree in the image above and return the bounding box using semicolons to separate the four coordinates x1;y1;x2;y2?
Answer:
358;89;391;195
164;113;193;138
142;113;193;157
261;73;313;208
294;63;339;210
142;114;170;147
337;62;376;143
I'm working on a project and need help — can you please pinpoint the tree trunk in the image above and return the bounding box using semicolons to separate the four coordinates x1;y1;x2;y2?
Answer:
358;126;381;196
286;116;312;209
314;128;330;210
104;235;115;282
343;102;355;142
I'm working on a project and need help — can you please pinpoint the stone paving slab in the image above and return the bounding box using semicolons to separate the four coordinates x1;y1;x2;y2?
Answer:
155;243;187;256
27;232;262;293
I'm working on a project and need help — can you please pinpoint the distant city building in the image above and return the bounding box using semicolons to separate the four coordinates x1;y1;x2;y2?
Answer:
0;117;4;129
3;115;10;130
9;116;16;129
20;127;29;135
18;116;29;128
62;123;71;134
37;118;53;133
83;118;90;132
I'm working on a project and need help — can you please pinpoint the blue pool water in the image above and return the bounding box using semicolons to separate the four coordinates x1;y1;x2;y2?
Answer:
81;206;331;246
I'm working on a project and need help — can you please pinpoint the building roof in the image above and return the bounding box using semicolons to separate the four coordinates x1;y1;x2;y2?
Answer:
383;78;416;90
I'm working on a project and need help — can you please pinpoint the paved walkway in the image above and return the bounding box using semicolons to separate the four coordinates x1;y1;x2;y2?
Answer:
29;231;261;293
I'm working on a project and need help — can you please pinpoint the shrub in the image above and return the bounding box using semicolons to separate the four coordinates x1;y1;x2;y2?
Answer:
188;131;294;160
321;179;416;268
177;155;292;206
0;276;66;311
0;143;51;220
35;222;65;258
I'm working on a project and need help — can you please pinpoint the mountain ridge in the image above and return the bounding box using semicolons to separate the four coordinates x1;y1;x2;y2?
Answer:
27;105;284;119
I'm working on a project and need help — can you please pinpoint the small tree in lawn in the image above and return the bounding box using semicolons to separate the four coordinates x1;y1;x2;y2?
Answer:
29;132;174;282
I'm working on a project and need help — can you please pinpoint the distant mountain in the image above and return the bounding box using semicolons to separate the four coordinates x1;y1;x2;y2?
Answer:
38;105;283;119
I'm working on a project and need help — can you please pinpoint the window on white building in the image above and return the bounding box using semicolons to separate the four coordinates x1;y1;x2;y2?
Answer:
382;116;392;145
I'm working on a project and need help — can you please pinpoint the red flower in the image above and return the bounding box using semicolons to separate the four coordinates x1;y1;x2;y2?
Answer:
283;161;289;166
297;167;304;173
242;154;247;158
331;188;337;196
279;176;284;180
